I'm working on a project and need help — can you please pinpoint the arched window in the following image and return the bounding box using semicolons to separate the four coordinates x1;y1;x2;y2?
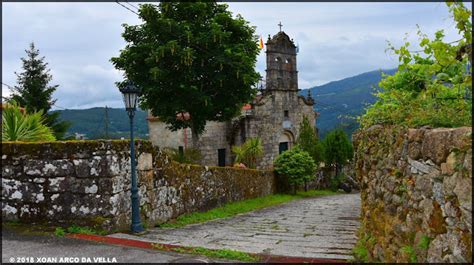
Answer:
275;57;281;62
285;58;291;64
278;131;295;154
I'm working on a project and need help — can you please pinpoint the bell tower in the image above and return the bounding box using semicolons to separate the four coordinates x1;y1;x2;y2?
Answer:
265;29;298;91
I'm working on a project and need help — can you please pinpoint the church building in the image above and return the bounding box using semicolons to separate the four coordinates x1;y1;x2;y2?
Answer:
147;30;317;169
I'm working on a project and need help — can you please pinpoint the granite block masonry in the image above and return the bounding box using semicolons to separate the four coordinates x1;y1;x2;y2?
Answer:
353;126;472;263
2;140;276;231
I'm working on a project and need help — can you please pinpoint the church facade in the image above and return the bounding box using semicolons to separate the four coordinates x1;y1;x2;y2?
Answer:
147;31;317;169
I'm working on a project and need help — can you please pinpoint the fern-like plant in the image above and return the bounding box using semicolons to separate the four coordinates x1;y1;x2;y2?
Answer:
2;101;56;142
232;138;263;169
162;147;202;164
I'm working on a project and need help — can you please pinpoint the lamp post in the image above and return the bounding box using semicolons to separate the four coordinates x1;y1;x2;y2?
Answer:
119;80;144;234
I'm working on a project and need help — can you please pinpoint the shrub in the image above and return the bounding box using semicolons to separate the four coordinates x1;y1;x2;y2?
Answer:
2;101;56;142
329;174;347;192
274;147;316;194
232;137;263;169
359;2;472;129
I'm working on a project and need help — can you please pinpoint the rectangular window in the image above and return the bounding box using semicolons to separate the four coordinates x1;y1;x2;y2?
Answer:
218;148;226;167
284;110;289;118
279;142;289;154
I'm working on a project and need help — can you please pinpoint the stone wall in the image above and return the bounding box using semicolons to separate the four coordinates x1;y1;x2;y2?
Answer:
353;125;472;263
147;119;232;166
2;140;276;231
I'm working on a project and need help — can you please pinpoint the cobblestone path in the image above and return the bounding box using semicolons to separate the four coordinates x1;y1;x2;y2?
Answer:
110;193;361;260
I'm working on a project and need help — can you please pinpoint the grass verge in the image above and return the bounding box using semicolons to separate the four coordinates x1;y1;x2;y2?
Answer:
54;225;108;237
3;220;56;236
159;189;340;228
151;243;260;262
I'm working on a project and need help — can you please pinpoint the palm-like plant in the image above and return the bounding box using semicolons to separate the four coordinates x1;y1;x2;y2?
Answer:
232;137;264;169
2;101;56;142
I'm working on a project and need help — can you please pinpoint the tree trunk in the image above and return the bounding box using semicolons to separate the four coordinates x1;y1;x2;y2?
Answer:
191;128;200;149
304;180;308;192
293;184;297;194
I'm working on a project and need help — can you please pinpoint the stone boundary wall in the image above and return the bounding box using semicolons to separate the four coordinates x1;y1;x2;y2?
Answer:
353;125;472;263
2;140;276;231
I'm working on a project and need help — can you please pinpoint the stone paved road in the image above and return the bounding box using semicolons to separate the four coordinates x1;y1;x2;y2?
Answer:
110;193;361;260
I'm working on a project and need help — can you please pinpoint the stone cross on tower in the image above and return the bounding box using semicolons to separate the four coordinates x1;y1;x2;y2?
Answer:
278;21;283;32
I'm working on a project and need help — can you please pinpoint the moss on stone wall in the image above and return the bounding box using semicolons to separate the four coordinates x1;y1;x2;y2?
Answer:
2;140;276;232
151;155;275;218
353;125;472;263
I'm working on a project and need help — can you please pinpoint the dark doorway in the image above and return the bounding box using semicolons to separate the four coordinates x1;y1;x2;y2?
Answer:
218;148;226;167
279;142;289;154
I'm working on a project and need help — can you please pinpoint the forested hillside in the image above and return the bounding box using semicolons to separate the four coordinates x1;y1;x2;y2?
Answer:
52;107;148;139
54;69;396;140
300;68;397;139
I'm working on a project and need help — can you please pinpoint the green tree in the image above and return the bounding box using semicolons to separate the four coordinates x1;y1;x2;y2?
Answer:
321;128;353;176
274;147;316;194
2;101;55;142
359;1;472;129
232;137;264;169
111;2;261;147
296;115;322;165
9;42;70;139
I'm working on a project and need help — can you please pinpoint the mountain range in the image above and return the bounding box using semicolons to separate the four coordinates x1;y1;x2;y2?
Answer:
53;107;149;139
299;68;397;139
55;68;397;140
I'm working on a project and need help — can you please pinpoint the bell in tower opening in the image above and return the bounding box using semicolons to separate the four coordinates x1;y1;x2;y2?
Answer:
265;31;298;91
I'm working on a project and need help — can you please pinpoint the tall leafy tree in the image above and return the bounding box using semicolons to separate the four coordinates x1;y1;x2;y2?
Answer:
111;2;261;147
321;128;353;176
296;115;322;165
10;42;70;139
296;115;322;191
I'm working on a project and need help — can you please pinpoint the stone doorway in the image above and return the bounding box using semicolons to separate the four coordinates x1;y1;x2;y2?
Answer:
278;131;294;154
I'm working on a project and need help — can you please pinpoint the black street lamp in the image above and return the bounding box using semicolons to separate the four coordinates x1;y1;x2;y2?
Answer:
119;80;145;234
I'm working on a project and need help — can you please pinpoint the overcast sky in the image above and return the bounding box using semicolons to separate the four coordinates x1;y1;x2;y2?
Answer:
2;2;463;109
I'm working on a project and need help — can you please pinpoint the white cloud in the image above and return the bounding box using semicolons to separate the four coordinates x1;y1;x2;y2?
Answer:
2;2;465;108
